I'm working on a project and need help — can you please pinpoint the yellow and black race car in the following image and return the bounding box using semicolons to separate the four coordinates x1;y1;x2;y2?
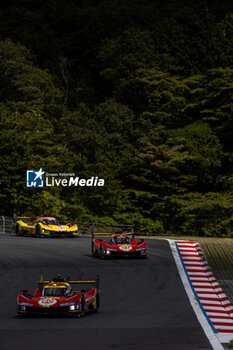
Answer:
15;216;79;237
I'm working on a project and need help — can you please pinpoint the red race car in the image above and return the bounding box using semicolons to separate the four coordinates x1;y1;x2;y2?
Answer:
91;223;147;258
17;274;100;317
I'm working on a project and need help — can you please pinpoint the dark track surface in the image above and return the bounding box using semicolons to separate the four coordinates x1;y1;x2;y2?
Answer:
0;235;212;350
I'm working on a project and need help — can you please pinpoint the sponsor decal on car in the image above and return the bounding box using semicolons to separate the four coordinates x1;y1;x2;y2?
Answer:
56;226;67;231
119;244;132;251
38;297;57;307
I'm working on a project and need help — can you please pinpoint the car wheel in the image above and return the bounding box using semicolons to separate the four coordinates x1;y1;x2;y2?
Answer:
81;293;85;316
100;244;105;259
35;225;41;238
15;224;20;236
92;242;97;257
95;292;100;312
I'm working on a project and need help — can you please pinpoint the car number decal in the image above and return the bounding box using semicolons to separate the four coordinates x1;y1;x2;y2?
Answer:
119;244;132;251
56;226;67;231
38;298;57;307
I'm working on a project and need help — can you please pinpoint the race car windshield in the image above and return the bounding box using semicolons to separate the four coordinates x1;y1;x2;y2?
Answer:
43;219;60;225
113;237;130;244
42;288;67;296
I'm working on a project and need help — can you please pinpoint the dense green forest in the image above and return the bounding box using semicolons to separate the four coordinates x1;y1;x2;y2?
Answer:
1;0;233;236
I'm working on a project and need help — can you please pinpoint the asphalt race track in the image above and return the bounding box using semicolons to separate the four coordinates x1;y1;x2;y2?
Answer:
0;235;213;350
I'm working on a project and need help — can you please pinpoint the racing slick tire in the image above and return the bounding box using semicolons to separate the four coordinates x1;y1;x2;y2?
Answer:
100;244;106;259
92;242;98;257
78;293;85;317
95;292;100;312
15;224;25;236
15;224;21;236
35;224;42;238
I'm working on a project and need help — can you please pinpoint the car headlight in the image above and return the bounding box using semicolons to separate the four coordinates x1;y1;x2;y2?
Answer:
106;250;110;255
42;229;51;233
69;305;75;311
21;305;26;311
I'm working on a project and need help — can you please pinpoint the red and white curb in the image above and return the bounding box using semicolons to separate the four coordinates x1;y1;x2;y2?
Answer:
168;239;233;349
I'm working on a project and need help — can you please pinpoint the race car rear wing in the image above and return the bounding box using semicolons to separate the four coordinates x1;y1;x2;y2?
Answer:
91;222;134;239
38;274;100;290
16;216;35;224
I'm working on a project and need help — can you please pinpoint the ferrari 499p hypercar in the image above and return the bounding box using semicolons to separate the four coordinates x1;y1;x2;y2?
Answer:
17;274;100;317
14;216;79;237
91;224;147;258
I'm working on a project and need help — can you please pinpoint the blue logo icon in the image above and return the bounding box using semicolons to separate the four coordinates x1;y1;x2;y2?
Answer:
26;169;45;188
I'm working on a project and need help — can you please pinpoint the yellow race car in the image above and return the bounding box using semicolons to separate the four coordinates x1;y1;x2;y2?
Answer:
15;216;79;237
